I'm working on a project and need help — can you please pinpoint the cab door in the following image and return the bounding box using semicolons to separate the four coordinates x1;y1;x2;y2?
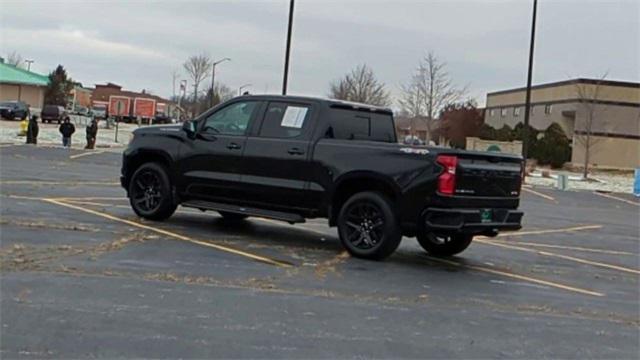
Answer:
178;100;262;202
239;100;316;210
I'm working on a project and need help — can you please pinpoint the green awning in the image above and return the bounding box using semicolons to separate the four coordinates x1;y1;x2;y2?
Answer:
0;62;49;87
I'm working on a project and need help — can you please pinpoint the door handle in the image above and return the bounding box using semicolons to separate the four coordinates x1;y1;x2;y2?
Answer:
287;147;304;155
227;142;241;150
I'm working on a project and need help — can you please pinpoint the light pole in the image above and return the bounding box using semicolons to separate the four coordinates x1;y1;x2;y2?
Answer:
282;0;295;95
522;0;538;161
238;84;252;96
178;80;187;108
25;59;34;71
209;57;231;108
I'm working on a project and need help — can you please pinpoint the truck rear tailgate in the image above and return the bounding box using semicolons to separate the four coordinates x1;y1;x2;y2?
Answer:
454;153;523;198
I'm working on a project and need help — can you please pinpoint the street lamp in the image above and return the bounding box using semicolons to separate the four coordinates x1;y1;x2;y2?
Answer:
282;0;295;95
24;59;34;71
209;57;231;107
238;84;252;96
178;80;187;108
522;0;538;161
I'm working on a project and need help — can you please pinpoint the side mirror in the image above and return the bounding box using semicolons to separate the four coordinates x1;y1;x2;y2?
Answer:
182;120;197;138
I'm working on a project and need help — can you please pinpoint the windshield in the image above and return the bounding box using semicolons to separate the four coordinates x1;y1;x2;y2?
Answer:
0;102;16;108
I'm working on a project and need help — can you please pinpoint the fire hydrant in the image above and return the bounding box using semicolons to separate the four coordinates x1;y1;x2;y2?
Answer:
18;119;28;136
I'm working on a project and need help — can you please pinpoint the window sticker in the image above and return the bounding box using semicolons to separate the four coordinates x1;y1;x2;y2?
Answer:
281;106;308;128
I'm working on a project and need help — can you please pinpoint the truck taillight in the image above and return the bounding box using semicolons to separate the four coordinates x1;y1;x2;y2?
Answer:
436;155;457;196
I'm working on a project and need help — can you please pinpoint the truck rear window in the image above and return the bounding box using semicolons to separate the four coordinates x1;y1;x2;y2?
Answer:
325;109;396;143
43;105;59;114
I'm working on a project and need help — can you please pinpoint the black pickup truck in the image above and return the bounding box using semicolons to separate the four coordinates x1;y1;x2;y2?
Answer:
121;95;524;260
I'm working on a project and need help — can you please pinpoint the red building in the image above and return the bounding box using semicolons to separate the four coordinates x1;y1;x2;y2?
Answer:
92;83;178;119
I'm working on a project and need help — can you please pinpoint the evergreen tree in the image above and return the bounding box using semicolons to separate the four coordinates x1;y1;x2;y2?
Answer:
44;65;74;106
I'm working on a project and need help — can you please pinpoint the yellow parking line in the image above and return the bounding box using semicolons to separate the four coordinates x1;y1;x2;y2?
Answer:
491;225;602;238
485;239;635;256
254;218;603;296
476;239;640;275
62;199;131;208
522;187;557;202
593;191;640;207
63;199;204;213
54;196;127;201
426;256;604;297
69;150;106;159
4;194;44;201
43;198;293;268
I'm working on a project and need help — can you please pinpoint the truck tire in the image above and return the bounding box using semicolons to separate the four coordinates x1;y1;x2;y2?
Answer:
218;211;248;221
337;191;402;260
417;233;473;257
128;162;176;221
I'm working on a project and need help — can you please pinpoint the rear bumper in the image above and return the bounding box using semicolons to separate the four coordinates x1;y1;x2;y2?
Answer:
423;207;523;234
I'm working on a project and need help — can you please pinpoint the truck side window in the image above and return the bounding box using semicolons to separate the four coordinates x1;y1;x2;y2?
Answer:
326;109;396;142
203;101;257;136
258;102;310;138
331;115;369;140
370;113;396;142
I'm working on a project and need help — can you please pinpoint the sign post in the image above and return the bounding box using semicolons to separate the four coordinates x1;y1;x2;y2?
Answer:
115;101;123;143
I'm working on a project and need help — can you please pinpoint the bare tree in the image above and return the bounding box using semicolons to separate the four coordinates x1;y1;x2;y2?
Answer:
328;64;391;106
183;54;212;115
398;79;423;118
6;51;23;68
574;73;609;179
399;51;466;142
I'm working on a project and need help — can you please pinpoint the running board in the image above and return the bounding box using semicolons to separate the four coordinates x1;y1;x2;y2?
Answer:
181;200;306;224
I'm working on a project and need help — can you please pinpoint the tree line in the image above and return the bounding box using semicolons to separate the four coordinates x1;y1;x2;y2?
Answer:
6;49;608;175
174;54;234;117
328;51;468;145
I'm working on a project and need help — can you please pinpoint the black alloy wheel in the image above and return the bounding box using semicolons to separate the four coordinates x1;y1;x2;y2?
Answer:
343;202;386;250
337;192;402;260
131;170;163;212
128;163;176;220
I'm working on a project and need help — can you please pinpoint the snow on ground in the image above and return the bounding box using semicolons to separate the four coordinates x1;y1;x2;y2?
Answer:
526;171;635;194
0;119;140;149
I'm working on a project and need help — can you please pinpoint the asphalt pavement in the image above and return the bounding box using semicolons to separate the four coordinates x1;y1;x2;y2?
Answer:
1;144;638;359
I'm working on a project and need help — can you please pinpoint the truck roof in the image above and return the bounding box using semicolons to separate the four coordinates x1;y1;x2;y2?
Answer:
235;94;393;115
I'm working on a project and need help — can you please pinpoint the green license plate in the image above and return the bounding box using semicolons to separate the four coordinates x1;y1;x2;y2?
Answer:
480;209;492;223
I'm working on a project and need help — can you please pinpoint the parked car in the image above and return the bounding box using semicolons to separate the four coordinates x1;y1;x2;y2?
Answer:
92;106;107;119
121;95;524;260
41;105;69;124
153;112;173;124
69;105;89;116
403;135;425;145
0;100;30;120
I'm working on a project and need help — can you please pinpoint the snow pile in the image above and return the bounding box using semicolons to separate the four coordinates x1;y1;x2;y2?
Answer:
527;171;634;194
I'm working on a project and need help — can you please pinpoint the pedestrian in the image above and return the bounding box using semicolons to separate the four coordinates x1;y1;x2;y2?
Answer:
59;117;75;148
26;115;39;145
85;117;98;149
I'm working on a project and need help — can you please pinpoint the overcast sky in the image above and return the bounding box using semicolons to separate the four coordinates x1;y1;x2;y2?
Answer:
1;0;638;106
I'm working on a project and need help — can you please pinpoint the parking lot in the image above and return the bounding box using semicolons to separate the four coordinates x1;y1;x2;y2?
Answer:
1;144;638;358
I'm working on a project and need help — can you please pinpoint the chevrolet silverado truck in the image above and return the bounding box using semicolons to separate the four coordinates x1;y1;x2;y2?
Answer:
121;95;524;260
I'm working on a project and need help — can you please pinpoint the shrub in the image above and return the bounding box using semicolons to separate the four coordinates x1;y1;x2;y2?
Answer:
535;123;571;168
480;122;570;168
